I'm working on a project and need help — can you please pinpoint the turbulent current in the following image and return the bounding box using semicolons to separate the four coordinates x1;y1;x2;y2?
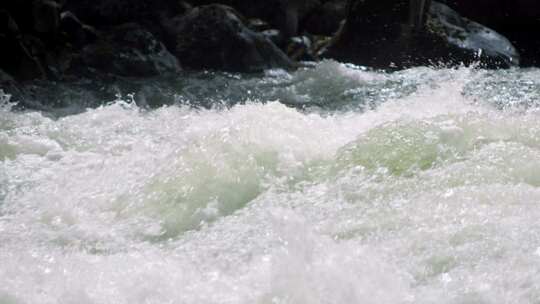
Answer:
2;61;540;303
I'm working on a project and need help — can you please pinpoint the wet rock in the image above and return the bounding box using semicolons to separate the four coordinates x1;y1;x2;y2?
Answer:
191;0;320;38
287;35;334;62
440;0;540;66
0;9;20;36
64;0;150;26
0;4;71;81
287;36;315;61
326;0;519;69
0;69;14;83
0;69;20;101
43;46;74;79
261;29;283;46
0;10;47;80
79;23;180;77
60;11;98;48
302;0;348;36
428;2;519;67
64;0;189;27
18;35;48;79
325;0;414;67
32;0;61;35
247;18;271;32
171;4;294;72
0;1;34;33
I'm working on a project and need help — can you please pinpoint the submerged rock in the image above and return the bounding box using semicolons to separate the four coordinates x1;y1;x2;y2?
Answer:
171;4;294;72
326;0;519;69
79;23;180;77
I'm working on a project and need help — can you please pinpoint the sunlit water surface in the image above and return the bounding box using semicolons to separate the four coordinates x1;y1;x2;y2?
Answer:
2;61;540;303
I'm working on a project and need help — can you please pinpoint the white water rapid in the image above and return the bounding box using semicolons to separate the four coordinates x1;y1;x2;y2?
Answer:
2;61;540;303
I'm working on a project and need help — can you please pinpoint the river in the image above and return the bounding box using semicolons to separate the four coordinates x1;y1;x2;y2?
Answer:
1;61;540;303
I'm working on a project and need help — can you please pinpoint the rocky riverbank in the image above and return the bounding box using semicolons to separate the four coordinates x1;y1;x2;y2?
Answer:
0;0;537;109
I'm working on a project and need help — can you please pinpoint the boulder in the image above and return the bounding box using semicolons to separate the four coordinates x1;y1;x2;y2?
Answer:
32;0;61;35
79;23;180;77
170;4;294;72
19;35;49;79
0;9;21;36
60;11;98;48
302;0;348;36
64;0;189;27
64;0;150;26
261;29;283;46
440;0;540;66
247;18;272;32
190;0;320;38
0;10;47;80
0;3;72;81
287;36;316;61
325;0;519;69
0;1;34;32
428;2;519;67
0;69;14;83
0;69;19;102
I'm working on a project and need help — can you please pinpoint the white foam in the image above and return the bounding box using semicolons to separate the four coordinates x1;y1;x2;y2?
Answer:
2;65;540;303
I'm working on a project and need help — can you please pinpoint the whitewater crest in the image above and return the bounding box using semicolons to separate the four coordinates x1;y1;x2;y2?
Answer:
2;62;540;303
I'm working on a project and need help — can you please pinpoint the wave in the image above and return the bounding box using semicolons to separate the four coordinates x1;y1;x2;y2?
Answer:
2;63;540;303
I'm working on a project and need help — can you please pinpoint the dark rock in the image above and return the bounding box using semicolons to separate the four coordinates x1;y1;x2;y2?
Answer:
171;4;294;72
0;69;19;102
247;18;272;32
64;0;189;27
275;0;301;39
32;0;61;35
43;46;74;79
286;35;334;61
302;0;348;36
428;2;519;67
0;1;34;33
261;29;283;46
0;10;47;81
0;9;21;36
287;36;315;61
78;23;180;77
440;0;540;66
190;0;320;39
64;0;191;56
60;11;98;48
326;0;519;69
64;0;150;26
0;69;14;83
18;35;48;79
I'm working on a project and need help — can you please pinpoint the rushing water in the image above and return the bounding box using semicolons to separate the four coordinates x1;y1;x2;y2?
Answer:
2;61;540;303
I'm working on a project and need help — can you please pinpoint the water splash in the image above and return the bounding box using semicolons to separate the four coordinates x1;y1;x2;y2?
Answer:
2;63;540;303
